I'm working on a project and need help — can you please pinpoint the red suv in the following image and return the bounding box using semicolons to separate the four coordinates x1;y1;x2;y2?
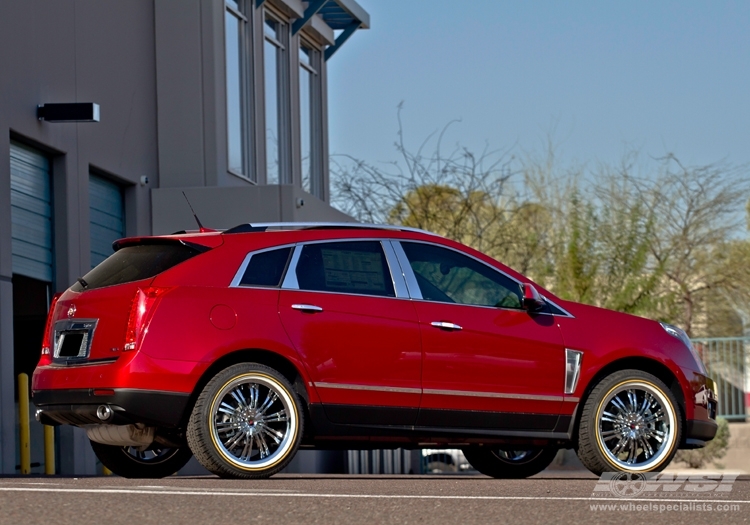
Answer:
32;223;717;479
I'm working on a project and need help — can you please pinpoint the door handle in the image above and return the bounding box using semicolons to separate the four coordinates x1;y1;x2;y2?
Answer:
431;321;462;331
291;304;323;313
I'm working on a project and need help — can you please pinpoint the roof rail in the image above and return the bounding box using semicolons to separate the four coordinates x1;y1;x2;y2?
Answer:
223;222;438;236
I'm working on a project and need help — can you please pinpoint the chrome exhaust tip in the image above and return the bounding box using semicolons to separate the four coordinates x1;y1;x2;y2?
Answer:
35;409;42;422
96;405;113;421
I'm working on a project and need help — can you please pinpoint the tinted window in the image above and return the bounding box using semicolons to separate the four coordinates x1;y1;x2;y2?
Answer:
71;243;205;291
295;241;395;297
240;247;292;287
401;242;522;308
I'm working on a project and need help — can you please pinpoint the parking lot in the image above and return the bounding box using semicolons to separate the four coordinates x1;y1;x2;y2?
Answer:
1;472;748;525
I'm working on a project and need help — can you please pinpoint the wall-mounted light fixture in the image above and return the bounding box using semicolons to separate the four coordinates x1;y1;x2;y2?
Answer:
37;103;100;122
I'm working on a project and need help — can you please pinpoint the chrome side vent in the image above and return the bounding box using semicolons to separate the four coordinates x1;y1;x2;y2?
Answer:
565;349;583;395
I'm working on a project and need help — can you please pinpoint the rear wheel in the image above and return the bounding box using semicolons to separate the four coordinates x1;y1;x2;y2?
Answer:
187;363;303;479
463;447;558;478
90;440;192;478
576;369;682;476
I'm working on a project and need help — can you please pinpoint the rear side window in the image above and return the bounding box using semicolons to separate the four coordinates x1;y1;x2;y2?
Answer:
71;243;205;291
295;241;395;297
239;247;292;287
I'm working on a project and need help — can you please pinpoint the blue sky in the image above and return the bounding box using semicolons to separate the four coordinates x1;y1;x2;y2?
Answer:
327;1;750;170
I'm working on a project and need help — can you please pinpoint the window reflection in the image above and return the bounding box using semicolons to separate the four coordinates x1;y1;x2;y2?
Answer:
300;46;312;193
264;18;281;184
225;8;244;174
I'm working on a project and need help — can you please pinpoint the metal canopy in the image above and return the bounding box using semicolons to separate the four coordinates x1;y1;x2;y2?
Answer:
318;0;369;31
292;0;369;60
258;0;369;60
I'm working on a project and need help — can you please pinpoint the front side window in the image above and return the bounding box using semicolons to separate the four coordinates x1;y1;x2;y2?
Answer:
400;242;522;308
295;241;395;297
225;0;248;176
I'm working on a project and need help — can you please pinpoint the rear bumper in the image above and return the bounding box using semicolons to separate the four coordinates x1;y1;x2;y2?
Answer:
686;419;719;441
32;388;190;428
682;419;719;449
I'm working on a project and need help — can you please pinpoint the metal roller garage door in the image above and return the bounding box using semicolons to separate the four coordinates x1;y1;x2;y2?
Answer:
89;175;124;268
10;142;53;283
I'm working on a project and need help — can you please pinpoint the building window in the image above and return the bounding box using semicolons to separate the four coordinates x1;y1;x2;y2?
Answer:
225;0;249;178
264;13;286;185
299;43;321;197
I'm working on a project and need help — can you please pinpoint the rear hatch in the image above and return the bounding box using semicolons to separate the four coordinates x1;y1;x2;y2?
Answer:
48;238;215;365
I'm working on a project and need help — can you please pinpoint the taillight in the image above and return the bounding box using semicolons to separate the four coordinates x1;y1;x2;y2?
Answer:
39;293;63;365
124;287;171;352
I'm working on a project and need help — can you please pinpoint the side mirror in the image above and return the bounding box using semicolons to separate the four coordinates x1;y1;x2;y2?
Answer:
521;283;546;312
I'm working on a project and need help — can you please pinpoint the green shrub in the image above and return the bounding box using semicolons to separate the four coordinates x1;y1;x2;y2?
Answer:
675;417;730;469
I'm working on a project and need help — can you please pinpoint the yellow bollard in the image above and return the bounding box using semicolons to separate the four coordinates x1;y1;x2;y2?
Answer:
18;373;30;475
43;425;55;475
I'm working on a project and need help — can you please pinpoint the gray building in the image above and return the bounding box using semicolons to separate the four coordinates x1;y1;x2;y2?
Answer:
0;0;368;475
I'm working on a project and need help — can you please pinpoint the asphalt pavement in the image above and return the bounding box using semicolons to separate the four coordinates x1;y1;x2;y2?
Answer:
1;472;749;525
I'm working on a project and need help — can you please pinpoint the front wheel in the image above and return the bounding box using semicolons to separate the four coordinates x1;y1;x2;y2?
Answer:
187;363;303;479
463;447;558;478
90;440;192;478
576;369;682;476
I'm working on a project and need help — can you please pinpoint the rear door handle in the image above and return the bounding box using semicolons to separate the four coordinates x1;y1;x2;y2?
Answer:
431;321;462;331
291;304;323;313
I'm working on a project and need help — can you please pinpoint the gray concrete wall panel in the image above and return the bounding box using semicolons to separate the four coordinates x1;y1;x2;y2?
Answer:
151;185;351;235
0;282;15;474
0;0;159;474
0;0;366;475
155;0;206;188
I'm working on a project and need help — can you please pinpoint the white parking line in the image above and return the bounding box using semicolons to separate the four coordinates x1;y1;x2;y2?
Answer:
0;486;747;505
132;485;300;493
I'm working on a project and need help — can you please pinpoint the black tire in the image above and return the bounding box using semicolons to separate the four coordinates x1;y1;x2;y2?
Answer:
90;440;192;478
187;363;304;479
576;369;682;476
463;447;558;478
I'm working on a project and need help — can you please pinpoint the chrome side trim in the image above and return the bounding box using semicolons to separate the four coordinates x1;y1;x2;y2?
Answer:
382;240;410;299
391;240;422;299
314;383;578;407
423;388;562;402
291;304;323;313
49;357;119;368
314;382;421;395
564;349;584;395
281;244;303;289
430;321;463;331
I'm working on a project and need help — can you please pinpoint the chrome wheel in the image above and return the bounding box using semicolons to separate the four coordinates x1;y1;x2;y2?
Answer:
209;373;298;471
90;440;192;478
496;450;535;462
596;380;677;471
123;446;180;464
464;446;558;478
